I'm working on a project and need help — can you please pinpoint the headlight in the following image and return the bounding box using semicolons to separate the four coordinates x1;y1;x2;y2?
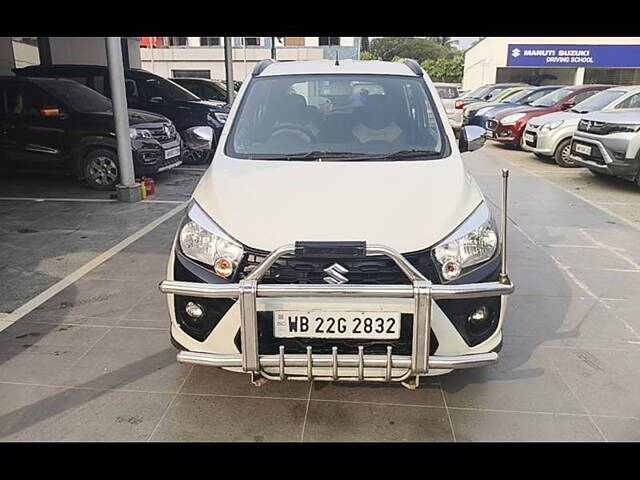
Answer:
433;203;498;281
540;120;564;133
179;202;244;279
129;128;153;139
476;107;493;116
607;123;640;134
501;113;526;126
207;111;228;124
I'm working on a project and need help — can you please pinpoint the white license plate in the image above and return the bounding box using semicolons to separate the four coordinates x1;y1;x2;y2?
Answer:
486;130;495;138
575;143;592;155
524;133;534;143
164;146;181;159
273;311;401;339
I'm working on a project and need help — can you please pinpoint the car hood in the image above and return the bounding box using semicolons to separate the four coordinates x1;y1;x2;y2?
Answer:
85;108;168;126
581;108;640;123
493;105;546;119
192;155;485;253
528;110;583;127
181;99;230;111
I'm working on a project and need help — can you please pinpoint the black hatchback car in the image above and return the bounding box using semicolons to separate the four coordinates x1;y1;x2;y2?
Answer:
15;65;230;164
0;76;182;190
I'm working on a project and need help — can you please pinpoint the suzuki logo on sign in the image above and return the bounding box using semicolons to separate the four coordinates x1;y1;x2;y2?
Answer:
511;48;521;58
323;263;349;284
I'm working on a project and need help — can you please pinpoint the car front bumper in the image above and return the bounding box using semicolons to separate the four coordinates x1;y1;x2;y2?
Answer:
569;134;640;180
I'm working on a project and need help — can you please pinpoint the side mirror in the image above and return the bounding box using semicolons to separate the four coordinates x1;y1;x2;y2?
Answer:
459;125;486;154
149;96;164;104
183;126;213;151
561;101;575;110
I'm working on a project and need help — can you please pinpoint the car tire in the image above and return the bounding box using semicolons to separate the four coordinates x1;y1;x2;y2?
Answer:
83;148;120;190
183;148;214;165
554;139;578;167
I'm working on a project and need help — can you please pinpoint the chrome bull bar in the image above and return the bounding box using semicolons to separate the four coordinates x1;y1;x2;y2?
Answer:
159;170;513;385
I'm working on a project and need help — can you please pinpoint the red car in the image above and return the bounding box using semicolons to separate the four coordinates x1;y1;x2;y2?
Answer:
486;84;612;148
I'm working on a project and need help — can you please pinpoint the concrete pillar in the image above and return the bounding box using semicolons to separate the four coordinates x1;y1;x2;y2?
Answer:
105;37;140;202
574;67;585;85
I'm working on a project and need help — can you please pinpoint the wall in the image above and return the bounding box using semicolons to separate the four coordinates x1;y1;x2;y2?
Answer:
0;37;15;75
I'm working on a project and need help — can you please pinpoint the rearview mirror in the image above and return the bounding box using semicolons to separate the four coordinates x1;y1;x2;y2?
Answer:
459;125;486;154
183;126;213;151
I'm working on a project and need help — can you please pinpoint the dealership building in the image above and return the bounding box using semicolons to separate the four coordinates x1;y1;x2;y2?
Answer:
463;37;640;90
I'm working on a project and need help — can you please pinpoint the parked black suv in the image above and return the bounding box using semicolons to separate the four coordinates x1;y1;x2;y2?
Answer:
170;77;231;103
0;76;182;190
14;65;230;164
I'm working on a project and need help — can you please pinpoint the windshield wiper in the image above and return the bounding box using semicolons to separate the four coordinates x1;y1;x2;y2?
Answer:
248;151;369;161
364;149;440;161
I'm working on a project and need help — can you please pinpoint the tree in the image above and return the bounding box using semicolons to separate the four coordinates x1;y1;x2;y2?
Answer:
426;37;459;49
420;55;464;83
369;37;453;63
360;36;370;52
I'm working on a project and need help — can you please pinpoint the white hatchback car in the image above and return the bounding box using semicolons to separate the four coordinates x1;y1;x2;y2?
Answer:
160;59;514;389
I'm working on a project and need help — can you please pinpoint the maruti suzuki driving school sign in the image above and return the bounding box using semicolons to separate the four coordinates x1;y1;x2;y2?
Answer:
507;44;640;68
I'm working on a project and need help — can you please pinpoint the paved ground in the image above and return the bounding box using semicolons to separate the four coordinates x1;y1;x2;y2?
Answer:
1;146;639;442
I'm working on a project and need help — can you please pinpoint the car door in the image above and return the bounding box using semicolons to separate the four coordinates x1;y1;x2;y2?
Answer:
0;81;22;166
12;82;70;171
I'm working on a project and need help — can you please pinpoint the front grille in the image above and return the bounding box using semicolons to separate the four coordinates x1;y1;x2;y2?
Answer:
486;119;498;130
578;119;607;135
571;141;604;165
524;131;537;148
527;123;540;131
238;247;441;285
147;123;177;142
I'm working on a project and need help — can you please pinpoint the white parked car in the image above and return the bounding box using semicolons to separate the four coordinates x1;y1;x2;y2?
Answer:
523;85;640;166
434;82;463;131
160;59;514;389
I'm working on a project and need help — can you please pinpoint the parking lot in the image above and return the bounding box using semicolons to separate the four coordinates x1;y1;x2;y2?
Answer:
0;143;639;442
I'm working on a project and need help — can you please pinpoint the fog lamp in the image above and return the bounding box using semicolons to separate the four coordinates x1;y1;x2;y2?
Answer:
442;260;462;281
214;257;234;278
185;301;204;320
467;306;491;335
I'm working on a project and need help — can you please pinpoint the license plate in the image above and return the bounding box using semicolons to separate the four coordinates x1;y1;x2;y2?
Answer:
486;130;495;138
273;311;401;339
524;133;534;143
574;143;591;155
164;146;181;159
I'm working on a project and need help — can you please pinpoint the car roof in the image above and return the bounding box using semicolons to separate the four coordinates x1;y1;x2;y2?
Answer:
603;84;640;93
259;60;417;77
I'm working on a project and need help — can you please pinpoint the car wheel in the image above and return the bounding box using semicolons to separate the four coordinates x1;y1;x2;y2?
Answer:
183;148;214;165
554;139;577;167
83;148;120;190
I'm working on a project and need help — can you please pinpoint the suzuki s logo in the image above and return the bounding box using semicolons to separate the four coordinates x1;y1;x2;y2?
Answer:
511;48;521;58
163;125;170;136
323;263;349;284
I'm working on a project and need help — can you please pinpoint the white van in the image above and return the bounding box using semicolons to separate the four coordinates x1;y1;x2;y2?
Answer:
160;59;514;389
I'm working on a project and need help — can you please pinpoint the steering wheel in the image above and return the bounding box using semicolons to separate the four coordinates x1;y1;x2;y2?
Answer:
270;122;317;144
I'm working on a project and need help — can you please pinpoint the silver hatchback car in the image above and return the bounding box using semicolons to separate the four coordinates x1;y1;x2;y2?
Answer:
570;109;640;188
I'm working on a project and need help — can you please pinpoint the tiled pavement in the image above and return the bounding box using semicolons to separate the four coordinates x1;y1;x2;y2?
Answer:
1;150;640;441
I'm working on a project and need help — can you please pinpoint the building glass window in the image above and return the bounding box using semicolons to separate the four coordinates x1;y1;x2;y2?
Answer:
319;37;340;46
200;37;221;47
172;69;211;79
244;37;260;47
584;68;640;86
168;37;188;46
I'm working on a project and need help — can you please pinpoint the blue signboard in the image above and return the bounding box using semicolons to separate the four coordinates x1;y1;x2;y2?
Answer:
506;44;640;68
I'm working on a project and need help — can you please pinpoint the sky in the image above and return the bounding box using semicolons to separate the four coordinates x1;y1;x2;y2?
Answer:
452;37;480;50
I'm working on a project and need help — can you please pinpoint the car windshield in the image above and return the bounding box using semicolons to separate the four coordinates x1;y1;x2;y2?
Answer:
226;74;448;160
466;85;491;99
519;88;560;104
436;86;459;99
143;76;200;102
504;89;535;104
530;87;574;107
33;78;113;113
571;89;627;113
